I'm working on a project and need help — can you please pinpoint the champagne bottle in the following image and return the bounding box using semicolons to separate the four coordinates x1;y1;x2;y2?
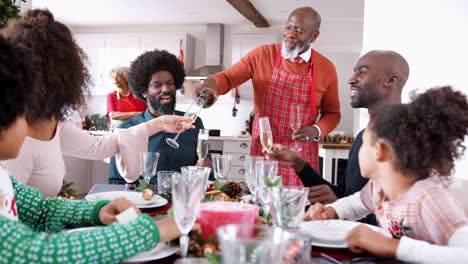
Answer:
197;90;215;108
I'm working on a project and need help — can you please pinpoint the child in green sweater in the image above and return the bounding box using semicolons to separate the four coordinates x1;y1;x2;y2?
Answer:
0;34;180;263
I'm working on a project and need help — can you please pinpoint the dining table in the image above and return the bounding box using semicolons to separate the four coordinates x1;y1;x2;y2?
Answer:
86;184;406;264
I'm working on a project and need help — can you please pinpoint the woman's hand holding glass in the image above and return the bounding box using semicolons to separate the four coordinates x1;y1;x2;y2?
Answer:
146;115;196;136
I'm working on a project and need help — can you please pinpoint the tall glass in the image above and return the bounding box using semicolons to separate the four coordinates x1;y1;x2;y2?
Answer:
255;160;279;216
156;171;175;195
217;224;271;264
172;166;210;257
166;96;205;148
197;129;209;161
259;117;273;152
139;152;160;184
217;224;300;264
212;154;232;182
244;156;264;203
269;186;309;232
289;104;307;151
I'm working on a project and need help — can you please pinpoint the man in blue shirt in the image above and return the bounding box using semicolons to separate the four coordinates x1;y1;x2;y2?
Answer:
109;49;209;185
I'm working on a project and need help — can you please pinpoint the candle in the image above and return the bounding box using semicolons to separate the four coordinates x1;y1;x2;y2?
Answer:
197;201;260;240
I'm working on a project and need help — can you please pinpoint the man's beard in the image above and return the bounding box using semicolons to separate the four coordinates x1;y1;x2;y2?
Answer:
282;39;303;60
147;92;176;116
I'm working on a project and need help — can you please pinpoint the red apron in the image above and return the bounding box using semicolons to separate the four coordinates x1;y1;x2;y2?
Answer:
250;49;320;186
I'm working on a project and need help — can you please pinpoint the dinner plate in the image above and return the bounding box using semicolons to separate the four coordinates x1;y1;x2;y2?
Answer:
66;227;178;262
300;220;391;248
85;191;168;208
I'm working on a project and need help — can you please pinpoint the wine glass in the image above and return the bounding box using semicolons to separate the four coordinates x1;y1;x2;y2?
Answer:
172;166;210;257
197;129;209;162
255;160;278;216
269;186;309;232
166;96;205;148
244;156;264;203
212;154;232;182
139;152;160;184
259;117;273;152
289;104;307;151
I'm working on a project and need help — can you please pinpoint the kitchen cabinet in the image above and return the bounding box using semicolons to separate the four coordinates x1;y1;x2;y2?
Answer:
209;136;251;182
231;32;279;99
75;33;194;95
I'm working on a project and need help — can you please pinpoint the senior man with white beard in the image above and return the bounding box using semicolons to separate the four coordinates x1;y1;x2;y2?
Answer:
196;7;340;186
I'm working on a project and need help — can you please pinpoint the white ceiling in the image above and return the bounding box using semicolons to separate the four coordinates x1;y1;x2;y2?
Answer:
32;0;364;26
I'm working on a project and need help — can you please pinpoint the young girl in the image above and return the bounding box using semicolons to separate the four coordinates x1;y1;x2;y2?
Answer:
0;35;181;263
306;86;468;263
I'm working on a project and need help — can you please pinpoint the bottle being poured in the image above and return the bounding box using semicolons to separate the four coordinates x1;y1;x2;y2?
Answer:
195;78;219;108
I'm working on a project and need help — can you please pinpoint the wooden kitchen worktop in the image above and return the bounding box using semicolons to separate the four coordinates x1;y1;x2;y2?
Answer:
319;143;352;149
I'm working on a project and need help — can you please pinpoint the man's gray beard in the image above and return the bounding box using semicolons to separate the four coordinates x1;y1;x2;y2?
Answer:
282;40;302;60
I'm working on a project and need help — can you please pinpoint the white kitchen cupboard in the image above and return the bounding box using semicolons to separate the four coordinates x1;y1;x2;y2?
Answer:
231;32;279;99
74;33;194;95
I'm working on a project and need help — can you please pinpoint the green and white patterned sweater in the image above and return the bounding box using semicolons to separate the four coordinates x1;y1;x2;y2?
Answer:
0;168;160;264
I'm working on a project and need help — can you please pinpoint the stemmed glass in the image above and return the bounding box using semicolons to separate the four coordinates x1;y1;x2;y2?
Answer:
259;117;273;152
244;156;264;203
196;129;209;163
289;104;307;151
139;152;160;184
255;160;279;216
212;154;232;182
172;166;211;257
269;186;309;232
166;96;205;148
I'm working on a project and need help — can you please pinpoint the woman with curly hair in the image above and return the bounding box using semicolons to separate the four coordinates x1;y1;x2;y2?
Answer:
106;66;147;130
0;35;182;264
108;49;210;184
0;9;193;197
306;86;468;262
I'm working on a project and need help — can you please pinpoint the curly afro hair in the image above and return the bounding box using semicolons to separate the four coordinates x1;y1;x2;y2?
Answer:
1;9;90;122
128;49;185;101
0;36;36;132
372;86;468;179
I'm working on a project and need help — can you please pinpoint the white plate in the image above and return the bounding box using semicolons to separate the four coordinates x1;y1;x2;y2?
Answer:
67;227;178;262
300;220;391;248
85;191;168;208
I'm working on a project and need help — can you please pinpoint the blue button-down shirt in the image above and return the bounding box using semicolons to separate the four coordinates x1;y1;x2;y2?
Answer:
108;109;204;185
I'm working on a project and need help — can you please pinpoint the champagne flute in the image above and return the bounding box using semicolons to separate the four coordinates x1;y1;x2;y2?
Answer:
139;152;160;184
289;104;306;152
255;160;278;216
197;129;209;162
259;117;273;152
166;97;205;148
172;166;210;257
212;154;232;182
244;156;264;203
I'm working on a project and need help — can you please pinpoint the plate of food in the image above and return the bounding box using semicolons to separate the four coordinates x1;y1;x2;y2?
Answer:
66;227;178;262
299;220;391;248
85;191;168;208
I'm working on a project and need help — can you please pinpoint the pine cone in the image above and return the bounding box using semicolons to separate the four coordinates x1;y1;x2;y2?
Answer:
223;181;243;199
